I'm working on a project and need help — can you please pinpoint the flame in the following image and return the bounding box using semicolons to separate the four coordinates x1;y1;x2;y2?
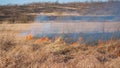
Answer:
34;37;50;44
70;37;83;47
77;37;83;42
25;34;33;40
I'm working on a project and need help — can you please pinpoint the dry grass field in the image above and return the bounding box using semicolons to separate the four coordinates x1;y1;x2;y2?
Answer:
0;23;120;68
0;1;120;68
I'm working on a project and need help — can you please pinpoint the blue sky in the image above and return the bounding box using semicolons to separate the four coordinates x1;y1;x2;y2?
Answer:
0;0;107;5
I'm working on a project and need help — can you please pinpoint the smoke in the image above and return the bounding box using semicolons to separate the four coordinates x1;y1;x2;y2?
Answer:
19;15;120;43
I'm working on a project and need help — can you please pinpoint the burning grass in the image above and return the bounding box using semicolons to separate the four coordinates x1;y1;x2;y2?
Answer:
0;32;120;68
34;37;50;45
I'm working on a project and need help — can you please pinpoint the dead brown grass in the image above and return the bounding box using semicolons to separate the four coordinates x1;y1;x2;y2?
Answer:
0;24;120;68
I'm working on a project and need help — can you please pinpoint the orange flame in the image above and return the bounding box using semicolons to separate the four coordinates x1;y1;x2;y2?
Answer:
25;34;33;40
70;37;83;47
34;37;50;44
77;37;83;42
